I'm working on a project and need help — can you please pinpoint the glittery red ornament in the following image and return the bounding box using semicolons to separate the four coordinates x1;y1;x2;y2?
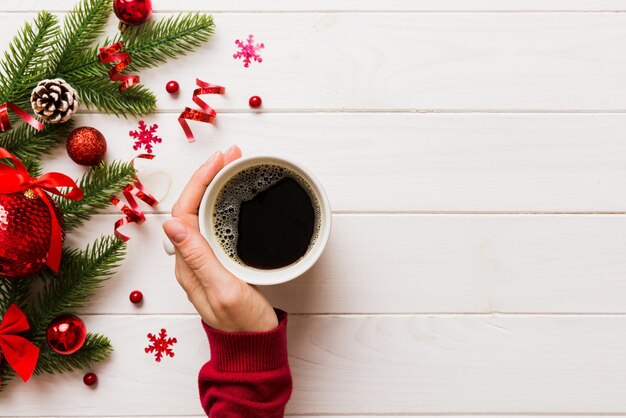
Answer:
165;80;179;94
67;127;107;166
249;95;262;108
114;0;152;31
83;372;98;386
46;314;87;355
129;290;143;304
0;191;65;279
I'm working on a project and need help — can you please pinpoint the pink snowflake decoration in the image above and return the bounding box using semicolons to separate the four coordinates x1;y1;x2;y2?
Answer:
233;34;264;68
145;328;177;362
130;120;162;153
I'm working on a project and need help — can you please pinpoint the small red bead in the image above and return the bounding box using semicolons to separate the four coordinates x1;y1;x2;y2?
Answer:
166;80;179;94
83;372;98;386
249;95;262;108
129;290;143;304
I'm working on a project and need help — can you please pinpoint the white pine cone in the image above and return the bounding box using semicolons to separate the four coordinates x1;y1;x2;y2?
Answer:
30;78;79;124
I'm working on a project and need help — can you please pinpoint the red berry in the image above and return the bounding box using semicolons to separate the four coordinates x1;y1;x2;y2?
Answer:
166;80;179;94
249;95;262;108
129;290;143;304
83;372;98;386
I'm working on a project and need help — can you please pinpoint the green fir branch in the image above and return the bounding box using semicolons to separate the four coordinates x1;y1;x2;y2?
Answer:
0;11;59;106
0;277;33;316
62;75;156;117
53;0;113;71
35;333;112;374
0;121;74;162
63;13;214;79
29;236;126;344
121;13;215;70
57;161;136;231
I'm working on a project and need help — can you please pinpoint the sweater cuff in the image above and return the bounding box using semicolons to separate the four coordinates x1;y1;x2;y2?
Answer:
202;309;288;373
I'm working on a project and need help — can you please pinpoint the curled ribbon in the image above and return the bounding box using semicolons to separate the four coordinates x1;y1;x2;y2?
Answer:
110;154;158;242
0;102;44;133
0;148;83;272
0;304;39;383
97;42;140;92
178;79;225;143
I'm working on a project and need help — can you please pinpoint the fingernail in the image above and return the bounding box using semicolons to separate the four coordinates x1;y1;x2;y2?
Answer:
205;151;220;164
225;144;238;154
163;219;188;244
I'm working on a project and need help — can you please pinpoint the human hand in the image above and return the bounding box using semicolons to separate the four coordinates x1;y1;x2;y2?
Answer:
163;146;279;333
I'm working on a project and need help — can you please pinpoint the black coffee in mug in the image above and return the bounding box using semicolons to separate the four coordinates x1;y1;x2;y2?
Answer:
212;164;321;269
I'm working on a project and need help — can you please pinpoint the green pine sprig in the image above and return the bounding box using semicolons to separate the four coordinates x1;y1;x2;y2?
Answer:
57;160;136;231
29;236;126;344
35;333;112;375
0;121;74;162
0;11;59;108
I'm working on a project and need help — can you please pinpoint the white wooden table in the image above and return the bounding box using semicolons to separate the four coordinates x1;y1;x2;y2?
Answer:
3;1;626;417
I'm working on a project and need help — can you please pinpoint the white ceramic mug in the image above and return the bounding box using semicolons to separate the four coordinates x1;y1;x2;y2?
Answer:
165;156;331;285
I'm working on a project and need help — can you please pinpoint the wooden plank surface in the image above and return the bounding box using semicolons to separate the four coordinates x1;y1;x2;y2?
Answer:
6;1;626;12
38;113;626;213
3;13;626;111
3;314;626;415
74;213;626;315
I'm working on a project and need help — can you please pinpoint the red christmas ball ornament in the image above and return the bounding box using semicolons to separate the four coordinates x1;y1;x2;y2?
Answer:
83;372;98;386
67;127;107;166
165;80;179;94
0;191;65;279
249;95;262;108
46;314;87;355
114;0;152;31
129;290;143;304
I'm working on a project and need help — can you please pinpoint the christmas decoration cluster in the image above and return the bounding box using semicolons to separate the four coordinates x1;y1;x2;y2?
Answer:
0;0;214;390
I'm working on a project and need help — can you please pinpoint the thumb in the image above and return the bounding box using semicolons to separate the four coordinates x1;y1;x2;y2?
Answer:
163;218;228;286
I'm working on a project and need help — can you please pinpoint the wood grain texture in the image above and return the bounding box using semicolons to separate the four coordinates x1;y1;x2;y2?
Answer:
73;214;626;315
39;113;626;213
5;0;626;11
3;314;626;415
3;13;626;111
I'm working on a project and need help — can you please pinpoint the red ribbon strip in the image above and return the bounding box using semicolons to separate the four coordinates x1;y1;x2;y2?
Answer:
178;79;225;143
110;154;158;242
97;42;140;93
0;102;44;133
0;304;39;383
0;148;83;272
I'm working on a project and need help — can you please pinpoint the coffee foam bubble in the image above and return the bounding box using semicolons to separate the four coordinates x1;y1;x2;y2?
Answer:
212;164;321;266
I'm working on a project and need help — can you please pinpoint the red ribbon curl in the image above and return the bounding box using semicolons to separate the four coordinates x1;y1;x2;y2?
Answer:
0;304;39;383
0;148;83;272
97;42;140;92
110;154;158;242
178;79;225;143
0;102;44;133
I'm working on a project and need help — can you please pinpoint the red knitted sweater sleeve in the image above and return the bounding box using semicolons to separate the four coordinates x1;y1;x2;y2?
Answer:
198;309;293;418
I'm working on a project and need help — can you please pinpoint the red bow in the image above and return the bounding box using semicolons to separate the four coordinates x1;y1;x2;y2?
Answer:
0;148;83;272
0;304;39;382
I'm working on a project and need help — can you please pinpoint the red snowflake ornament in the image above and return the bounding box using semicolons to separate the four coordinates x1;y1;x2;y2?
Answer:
233;35;264;68
130;120;162;153
145;328;177;362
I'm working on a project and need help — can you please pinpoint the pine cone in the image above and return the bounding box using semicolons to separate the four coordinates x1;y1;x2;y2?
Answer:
30;78;79;124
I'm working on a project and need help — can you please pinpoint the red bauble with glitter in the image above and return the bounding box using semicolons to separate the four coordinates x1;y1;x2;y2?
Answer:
0;191;65;279
165;80;179;94
46;314;87;355
83;372;98;386
114;0;152;31
249;95;262;108
67;127;107;166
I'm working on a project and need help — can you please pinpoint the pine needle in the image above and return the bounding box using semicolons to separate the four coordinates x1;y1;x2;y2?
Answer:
29;236;126;343
35;333;112;374
57;160;136;231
